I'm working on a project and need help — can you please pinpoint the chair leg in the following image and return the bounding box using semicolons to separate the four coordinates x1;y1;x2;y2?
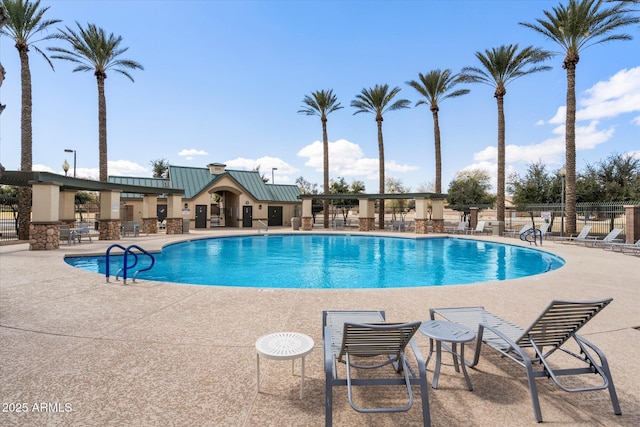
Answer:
524;356;543;422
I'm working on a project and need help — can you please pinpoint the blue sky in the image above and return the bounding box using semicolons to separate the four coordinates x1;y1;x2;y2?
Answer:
1;0;639;193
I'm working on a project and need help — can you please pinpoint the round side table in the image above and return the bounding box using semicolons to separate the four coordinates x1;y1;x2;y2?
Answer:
256;332;314;399
419;320;476;391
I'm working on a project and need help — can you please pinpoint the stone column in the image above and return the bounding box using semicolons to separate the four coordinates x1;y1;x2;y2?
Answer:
431;199;445;233
165;194;183;234
59;190;76;227
29;182;61;250
301;199;313;231
625;205;640;244
414;198;428;234
142;195;158;234
98;190;122;240
358;199;375;231
469;207;479;230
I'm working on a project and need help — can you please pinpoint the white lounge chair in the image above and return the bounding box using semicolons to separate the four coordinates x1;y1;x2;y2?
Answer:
505;224;531;238
602;238;640;255
553;225;592;244
323;310;430;426
446;222;467;234
578;228;622;247
467;220;488;235
430;299;621;423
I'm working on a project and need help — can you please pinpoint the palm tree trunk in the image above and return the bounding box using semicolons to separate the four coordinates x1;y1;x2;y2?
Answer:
432;108;442;194
565;63;577;236
322;118;329;228
97;74;108;182
496;95;505;223
18;47;32;240
377;118;385;229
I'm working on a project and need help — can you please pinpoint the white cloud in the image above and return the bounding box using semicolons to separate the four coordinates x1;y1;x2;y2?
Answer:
178;148;208;158
546;66;640;126
109;160;149;177
297;138;419;180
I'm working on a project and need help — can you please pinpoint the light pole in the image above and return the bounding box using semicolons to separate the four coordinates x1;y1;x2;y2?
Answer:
64;149;76;177
62;160;70;176
271;167;277;184
560;166;566;237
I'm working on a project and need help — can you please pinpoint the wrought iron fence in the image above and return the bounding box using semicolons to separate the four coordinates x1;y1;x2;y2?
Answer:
0;200;101;243
509;202;637;238
0;195;18;242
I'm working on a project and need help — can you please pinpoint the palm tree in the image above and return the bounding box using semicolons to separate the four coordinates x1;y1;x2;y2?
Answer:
458;45;552;224
406;69;470;194
0;0;60;240
351;84;410;229
298;89;343;228
49;22;143;182
520;0;638;235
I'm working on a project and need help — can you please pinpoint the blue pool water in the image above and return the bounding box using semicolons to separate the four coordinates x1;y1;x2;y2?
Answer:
65;235;564;289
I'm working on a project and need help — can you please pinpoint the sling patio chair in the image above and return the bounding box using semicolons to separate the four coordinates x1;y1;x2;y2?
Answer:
467;220;489;235
505;223;532;238
323;310;430;427
445;222;468;234
552;225;592;244
602;238;640;255
429;299;621;423
577;228;623;248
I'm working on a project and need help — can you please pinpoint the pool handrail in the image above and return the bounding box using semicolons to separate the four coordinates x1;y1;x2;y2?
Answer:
105;244;155;284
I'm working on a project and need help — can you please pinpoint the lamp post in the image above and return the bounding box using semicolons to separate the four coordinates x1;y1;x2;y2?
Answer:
271;167;277;184
62;159;70;176
560;166;566;237
64;149;76;177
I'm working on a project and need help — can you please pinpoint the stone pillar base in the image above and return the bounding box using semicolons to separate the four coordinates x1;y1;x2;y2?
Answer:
431;219;445;233
143;217;158;234
625;205;640;244
99;219;121;240
165;217;183;235
29;222;59;250
415;219;428;234
301;217;313;231
358;218;375;231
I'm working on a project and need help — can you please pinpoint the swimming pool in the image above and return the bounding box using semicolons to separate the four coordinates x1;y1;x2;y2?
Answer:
65;234;564;289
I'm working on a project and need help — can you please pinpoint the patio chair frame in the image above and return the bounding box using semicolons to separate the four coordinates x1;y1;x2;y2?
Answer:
429;299;621;423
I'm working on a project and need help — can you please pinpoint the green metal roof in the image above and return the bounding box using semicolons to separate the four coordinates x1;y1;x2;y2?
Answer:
165;165;300;202
109;176;170;198
168;166;216;199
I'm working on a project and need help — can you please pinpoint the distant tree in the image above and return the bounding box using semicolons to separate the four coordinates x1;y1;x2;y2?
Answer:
521;0;639;234
508;161;560;209
150;158;169;179
579;153;640;202
385;176;411;219
351;84;410;229
329;177;364;221
1;0;60;239
406;69;469;193
298;89;343;228
50;22;144;182
296;176;319;195
459;44;552;224
446;169;496;220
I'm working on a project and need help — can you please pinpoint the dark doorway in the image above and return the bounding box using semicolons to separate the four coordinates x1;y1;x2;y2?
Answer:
157;205;167;222
268;206;283;226
195;205;207;228
242;206;253;228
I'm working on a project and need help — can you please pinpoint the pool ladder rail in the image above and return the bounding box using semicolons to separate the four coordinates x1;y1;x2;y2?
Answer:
105;244;155;285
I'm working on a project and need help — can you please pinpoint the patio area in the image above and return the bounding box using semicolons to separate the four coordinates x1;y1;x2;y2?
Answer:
1;229;638;426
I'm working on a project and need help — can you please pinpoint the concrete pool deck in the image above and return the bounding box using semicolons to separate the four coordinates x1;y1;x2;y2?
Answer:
0;229;638;426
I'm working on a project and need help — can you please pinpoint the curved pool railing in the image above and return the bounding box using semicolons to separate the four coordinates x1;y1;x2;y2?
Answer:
105;244;155;285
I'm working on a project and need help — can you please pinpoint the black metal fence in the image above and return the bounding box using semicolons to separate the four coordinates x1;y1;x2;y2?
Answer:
0;200;101;243
0;196;18;242
508;202;637;238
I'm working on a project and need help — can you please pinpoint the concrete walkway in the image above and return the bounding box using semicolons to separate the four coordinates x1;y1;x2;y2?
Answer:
1;229;638;426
